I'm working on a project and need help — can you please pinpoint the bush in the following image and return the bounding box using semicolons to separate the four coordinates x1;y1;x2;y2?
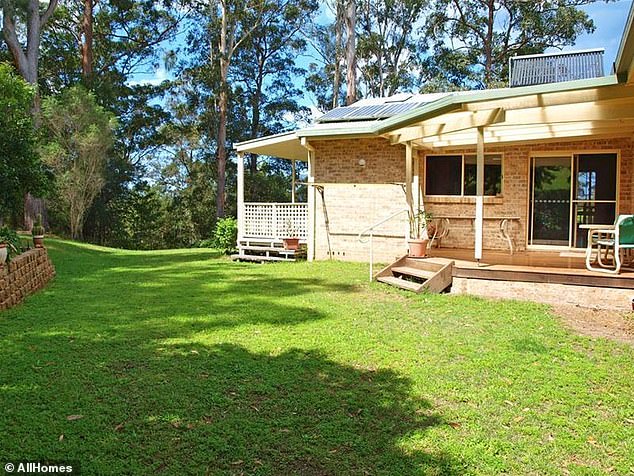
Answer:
212;217;238;253
0;226;22;261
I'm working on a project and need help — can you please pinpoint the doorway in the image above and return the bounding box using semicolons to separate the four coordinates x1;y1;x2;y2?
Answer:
529;153;617;248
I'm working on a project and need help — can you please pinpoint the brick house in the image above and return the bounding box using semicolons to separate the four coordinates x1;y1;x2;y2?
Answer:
232;8;634;308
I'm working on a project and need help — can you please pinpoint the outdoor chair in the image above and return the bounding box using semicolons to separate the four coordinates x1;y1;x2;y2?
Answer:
585;214;634;274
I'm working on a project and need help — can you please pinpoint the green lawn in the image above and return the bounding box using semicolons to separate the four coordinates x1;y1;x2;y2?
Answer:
1;240;633;475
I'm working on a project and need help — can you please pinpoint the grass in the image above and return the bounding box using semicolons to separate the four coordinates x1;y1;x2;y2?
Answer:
1;239;634;475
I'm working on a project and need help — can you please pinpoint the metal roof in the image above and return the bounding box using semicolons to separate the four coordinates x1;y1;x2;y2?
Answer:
509;49;605;87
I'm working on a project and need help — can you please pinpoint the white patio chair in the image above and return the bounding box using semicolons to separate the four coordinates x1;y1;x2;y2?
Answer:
586;215;634;274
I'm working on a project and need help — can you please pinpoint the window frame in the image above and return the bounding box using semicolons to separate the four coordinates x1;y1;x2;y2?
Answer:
424;153;504;197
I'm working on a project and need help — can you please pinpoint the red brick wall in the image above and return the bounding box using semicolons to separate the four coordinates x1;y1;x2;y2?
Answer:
311;136;634;261
0;248;55;310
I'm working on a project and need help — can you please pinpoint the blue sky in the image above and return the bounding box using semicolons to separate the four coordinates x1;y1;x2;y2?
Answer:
553;0;633;71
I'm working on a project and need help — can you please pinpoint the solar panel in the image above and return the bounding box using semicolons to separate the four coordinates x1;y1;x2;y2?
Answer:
344;104;389;119
317;106;359;122
375;102;420;118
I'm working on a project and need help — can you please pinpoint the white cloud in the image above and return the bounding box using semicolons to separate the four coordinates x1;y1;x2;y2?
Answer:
127;67;170;87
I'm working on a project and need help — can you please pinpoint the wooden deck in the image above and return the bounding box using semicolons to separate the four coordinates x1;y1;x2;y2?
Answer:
426;248;634;289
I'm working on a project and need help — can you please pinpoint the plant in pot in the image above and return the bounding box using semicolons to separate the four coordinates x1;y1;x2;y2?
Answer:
32;213;45;248
0;226;21;266
282;219;300;251
407;209;433;258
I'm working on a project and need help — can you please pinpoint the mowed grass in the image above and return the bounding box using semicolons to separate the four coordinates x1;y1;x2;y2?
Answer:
1;240;634;475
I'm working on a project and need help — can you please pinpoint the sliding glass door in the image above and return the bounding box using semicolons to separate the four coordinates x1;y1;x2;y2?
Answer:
529;156;572;246
573;154;617;247
529;153;617;248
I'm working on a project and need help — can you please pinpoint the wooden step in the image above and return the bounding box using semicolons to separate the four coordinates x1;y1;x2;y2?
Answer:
391;266;435;280
239;245;294;253
231;254;295;262
377;276;424;292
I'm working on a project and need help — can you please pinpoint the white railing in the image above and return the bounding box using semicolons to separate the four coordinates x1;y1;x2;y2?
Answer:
243;202;308;240
358;208;409;281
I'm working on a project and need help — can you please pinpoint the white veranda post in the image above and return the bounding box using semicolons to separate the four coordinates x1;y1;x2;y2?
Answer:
475;126;484;261
237;152;245;244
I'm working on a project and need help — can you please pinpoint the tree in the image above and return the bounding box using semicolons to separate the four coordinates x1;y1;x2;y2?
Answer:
41;86;115;239
426;0;596;88
344;0;356;104
357;0;428;97
231;0;318;173
215;0;265;218
1;0;59;107
0;63;46;224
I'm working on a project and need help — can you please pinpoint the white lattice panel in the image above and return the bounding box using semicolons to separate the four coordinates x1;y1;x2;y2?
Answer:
243;203;308;240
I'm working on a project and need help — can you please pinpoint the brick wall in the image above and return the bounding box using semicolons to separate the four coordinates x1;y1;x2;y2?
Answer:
313;139;410;262
0;248;55;310
310;136;634;262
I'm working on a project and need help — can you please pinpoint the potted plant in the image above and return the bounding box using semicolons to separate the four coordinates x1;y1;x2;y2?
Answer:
282;219;300;251
0;226;21;265
32;213;45;248
407;209;433;258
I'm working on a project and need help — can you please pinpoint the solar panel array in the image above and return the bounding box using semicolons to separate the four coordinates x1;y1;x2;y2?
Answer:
317;101;424;123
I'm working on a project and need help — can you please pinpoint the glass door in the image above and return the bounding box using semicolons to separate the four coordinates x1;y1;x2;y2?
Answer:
573;154;617;247
529;156;572;246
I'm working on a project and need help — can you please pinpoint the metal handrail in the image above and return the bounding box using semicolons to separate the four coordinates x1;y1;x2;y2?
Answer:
358;208;409;281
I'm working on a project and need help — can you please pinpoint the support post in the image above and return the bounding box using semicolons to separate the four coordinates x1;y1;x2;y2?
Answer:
291;159;296;204
475;127;484;262
302;138;316;262
237;152;245;249
405;142;414;214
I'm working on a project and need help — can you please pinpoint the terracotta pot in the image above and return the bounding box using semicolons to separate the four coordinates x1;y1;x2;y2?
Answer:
408;239;429;258
33;235;44;248
0;244;7;265
283;237;300;250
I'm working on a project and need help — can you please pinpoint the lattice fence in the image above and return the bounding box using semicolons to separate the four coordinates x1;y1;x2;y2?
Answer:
243;203;308;240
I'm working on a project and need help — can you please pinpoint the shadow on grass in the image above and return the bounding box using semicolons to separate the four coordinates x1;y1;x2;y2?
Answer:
1;340;463;475
0;240;466;474
24;240;359;339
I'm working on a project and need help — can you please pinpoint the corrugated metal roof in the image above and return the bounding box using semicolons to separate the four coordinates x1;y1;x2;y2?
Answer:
509;49;605;87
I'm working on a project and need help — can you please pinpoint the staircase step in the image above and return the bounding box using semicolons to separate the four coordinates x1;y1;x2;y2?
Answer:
377;276;423;292
391;266;435;280
231;254;295;262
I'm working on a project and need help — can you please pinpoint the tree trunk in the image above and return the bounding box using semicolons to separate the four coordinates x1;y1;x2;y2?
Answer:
345;0;356;105
216;1;229;219
81;0;94;83
333;0;344;109
484;0;494;88
249;73;263;174
2;0;59;112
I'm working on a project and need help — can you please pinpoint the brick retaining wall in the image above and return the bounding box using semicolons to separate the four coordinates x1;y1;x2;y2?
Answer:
0;248;55;310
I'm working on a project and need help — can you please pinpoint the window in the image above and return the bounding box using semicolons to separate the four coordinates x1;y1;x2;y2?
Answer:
425;154;502;196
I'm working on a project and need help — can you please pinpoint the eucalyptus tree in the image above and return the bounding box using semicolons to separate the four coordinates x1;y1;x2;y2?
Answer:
426;0;597;89
357;0;428;97
1;0;59;88
231;0;318;173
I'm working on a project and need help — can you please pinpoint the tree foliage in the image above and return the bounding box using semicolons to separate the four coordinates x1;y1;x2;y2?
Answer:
0;63;47;224
425;0;597;88
40;86;116;239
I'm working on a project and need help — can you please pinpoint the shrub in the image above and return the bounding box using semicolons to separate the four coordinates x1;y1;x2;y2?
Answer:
0;226;21;261
212;217;238;253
